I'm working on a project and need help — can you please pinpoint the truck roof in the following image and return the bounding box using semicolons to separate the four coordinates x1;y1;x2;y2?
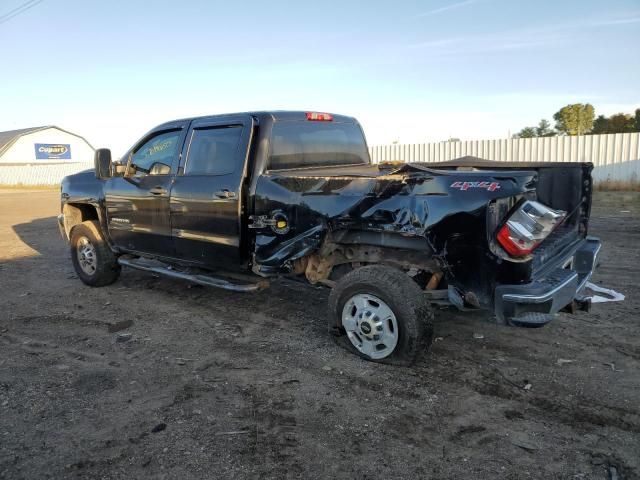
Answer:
157;111;357;129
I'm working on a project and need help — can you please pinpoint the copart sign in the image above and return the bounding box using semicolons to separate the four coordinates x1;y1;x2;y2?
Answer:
35;144;71;160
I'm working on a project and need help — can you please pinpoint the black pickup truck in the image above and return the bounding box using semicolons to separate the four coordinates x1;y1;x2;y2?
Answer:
59;111;601;365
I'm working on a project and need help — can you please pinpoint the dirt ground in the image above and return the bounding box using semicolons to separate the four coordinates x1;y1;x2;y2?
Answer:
0;189;639;480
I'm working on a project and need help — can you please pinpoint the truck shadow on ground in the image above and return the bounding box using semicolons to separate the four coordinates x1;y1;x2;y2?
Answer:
9;215;489;343
9;216;63;259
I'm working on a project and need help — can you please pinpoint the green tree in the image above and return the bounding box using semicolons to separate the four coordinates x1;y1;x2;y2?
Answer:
514;119;554;138
591;114;610;134
535;119;555;137
553;103;595;135
515;127;536;138
606;113;635;133
635;108;640;131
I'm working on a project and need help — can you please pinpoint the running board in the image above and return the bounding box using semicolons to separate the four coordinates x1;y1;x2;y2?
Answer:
117;257;268;292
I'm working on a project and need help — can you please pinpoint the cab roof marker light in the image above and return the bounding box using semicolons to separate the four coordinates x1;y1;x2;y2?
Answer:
306;112;333;121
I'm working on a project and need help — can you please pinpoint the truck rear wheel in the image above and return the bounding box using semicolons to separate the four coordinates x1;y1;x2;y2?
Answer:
328;265;434;366
70;221;120;287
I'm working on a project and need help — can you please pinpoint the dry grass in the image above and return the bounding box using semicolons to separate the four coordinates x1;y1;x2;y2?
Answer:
594;180;640;192
592;191;640;215
0;184;59;190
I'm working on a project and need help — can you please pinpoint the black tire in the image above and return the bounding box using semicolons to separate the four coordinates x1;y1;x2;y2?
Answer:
328;265;434;366
70;220;120;287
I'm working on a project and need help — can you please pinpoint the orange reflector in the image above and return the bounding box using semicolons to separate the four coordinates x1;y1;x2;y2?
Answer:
306;112;333;121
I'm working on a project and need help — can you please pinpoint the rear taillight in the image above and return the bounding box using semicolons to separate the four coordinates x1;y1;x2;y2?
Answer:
306;112;333;121
496;200;565;257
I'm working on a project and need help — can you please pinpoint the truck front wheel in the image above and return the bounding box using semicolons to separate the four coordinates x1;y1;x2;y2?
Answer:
70;221;120;287
328;265;434;366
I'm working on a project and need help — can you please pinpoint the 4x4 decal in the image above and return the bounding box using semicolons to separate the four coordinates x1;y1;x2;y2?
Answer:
450;181;501;192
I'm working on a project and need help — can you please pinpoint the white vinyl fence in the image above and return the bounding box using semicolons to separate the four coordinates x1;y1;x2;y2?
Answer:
370;132;640;185
0;163;91;186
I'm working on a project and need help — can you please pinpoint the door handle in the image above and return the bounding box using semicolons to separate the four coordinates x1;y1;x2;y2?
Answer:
149;186;168;195
214;189;236;199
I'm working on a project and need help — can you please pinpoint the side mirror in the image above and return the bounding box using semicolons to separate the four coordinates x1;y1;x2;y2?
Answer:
149;162;171;175
94;148;112;179
113;162;128;175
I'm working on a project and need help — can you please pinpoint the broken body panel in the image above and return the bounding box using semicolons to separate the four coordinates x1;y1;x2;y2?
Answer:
251;158;597;324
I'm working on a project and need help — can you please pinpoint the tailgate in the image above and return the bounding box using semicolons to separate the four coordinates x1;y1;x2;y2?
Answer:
424;158;594;277
523;163;593;275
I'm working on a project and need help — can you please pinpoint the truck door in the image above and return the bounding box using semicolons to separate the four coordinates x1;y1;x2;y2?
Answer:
169;116;253;267
105;124;187;256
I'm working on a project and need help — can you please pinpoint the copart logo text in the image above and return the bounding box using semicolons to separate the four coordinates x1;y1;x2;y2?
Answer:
38;145;68;156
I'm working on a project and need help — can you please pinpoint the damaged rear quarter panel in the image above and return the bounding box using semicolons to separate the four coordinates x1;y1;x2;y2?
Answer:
251;165;537;303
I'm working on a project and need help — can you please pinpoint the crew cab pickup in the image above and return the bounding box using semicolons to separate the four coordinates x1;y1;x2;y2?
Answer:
59;111;601;365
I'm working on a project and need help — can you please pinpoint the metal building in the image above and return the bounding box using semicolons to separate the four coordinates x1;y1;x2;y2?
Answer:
0;126;94;185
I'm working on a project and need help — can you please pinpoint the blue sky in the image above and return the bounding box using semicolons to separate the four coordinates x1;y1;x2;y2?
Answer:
1;0;638;155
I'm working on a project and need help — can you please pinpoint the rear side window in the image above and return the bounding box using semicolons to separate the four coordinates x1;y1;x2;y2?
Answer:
185;125;243;175
269;122;369;170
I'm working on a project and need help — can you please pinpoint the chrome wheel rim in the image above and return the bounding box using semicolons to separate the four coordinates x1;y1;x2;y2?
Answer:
76;236;97;276
341;293;399;359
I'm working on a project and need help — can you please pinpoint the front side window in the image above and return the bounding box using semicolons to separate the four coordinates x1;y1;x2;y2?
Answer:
184;125;243;176
130;130;181;176
269;122;370;170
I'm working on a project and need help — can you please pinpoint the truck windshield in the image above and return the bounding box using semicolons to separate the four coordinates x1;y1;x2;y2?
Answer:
269;122;370;170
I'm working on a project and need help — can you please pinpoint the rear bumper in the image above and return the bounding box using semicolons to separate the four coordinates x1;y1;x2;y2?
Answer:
494;236;601;327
